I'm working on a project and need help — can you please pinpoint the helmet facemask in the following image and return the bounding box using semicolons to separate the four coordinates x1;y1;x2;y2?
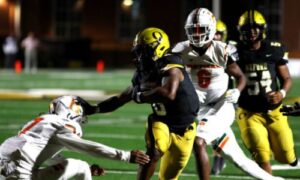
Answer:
185;8;216;48
132;44;156;72
49;96;88;124
239;24;265;44
237;10;267;44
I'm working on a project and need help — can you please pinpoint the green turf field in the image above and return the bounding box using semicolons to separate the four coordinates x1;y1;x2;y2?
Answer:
0;69;300;180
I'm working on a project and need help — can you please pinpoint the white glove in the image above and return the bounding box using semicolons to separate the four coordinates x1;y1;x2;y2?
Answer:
196;90;207;103
225;88;240;103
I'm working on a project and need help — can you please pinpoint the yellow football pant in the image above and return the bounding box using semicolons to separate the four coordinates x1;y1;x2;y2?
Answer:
237;105;296;164
145;120;196;180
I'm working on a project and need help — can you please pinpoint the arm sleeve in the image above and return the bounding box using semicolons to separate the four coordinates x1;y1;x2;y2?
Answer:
53;133;131;162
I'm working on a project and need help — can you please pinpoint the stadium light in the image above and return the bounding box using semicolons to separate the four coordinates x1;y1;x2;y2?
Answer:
122;0;133;7
0;0;7;7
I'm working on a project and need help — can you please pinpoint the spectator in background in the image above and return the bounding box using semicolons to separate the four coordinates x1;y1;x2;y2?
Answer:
2;33;18;69
21;32;39;73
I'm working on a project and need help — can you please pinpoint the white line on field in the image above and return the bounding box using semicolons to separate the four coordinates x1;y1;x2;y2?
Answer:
105;170;298;179
85;133;144;140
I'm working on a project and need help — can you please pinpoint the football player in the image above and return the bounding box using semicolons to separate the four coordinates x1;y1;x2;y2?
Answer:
172;8;283;180
91;27;200;180
0;96;149;180
214;19;228;42
280;102;300;116
236;10;298;173
210;19;229;176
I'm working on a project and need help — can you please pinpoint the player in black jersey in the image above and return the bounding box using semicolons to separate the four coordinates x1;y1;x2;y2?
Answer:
281;102;300;116
236;10;298;174
90;27;199;180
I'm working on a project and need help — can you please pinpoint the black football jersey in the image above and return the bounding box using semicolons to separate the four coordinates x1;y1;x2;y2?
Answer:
132;54;199;128
237;40;288;112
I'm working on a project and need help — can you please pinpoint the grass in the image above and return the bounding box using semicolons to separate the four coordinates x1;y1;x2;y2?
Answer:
0;69;300;179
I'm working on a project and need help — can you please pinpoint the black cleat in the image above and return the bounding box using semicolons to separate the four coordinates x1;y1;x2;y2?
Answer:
211;156;226;175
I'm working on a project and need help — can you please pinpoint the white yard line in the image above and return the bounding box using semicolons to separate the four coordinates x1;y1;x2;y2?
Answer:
106;170;298;179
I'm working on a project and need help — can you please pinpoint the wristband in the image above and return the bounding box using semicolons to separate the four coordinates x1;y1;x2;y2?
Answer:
136;92;142;103
280;89;286;98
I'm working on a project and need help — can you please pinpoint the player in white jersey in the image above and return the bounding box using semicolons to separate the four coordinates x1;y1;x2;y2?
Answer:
0;96;149;180
172;8;283;180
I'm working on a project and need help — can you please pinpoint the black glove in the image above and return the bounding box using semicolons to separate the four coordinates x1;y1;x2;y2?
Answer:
90;164;105;176
76;96;99;115
131;86;143;103
280;102;300;116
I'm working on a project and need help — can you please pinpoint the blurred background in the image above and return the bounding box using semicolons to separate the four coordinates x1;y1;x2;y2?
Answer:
1;1;300;179
0;0;300;70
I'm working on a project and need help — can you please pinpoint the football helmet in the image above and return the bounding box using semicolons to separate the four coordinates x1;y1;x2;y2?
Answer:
185;8;216;47
215;19;227;42
132;27;170;61
237;10;267;42
49;95;88;123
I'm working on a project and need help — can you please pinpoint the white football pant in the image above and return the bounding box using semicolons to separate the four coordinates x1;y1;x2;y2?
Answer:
34;158;91;180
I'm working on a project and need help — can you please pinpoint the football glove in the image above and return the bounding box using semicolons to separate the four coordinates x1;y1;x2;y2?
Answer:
76;96;99;115
90;164;105;176
225;88;240;103
280;102;300;116
196;90;207;103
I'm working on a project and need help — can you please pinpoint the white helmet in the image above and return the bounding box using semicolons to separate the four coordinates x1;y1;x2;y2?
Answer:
49;95;88;123
185;8;216;47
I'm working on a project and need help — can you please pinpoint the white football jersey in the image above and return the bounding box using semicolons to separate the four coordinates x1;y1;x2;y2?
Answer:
0;114;130;179
172;40;235;104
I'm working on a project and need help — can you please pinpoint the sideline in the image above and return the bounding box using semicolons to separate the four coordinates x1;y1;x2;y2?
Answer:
0;89;110;101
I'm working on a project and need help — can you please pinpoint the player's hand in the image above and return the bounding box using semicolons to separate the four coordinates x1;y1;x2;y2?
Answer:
129;150;150;165
225;88;240;103
267;91;283;104
76;96;99;115
90;164;105;176
131;86;143;103
196;90;207;103
280;102;300;116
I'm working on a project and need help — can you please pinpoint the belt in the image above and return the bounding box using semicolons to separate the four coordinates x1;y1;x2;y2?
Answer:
169;123;194;136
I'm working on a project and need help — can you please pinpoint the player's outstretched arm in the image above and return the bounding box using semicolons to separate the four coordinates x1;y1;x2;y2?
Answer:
95;86;133;113
54;133;150;165
280;102;300;116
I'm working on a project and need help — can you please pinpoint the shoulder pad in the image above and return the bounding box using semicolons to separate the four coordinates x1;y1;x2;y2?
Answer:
171;41;190;53
228;40;237;46
161;54;184;72
270;41;282;47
